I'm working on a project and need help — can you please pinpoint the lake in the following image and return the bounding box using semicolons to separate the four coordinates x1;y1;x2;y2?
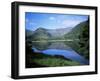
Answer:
32;41;89;65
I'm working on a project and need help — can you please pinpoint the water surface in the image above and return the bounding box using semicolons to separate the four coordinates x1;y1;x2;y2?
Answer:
32;41;89;65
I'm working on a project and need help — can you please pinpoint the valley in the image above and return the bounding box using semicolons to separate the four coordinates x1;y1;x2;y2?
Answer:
26;20;89;68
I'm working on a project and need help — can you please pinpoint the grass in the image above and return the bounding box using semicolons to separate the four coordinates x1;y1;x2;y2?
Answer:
26;46;81;67
30;56;80;67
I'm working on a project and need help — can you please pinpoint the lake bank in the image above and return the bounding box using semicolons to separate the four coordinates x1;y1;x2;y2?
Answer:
32;39;79;42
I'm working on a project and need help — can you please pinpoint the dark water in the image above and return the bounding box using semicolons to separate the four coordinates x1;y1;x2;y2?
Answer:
32;41;89;65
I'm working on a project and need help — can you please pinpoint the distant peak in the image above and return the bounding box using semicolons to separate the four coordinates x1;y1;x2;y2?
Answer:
36;27;47;31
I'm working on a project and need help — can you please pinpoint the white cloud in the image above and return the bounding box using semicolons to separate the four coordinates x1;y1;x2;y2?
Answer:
62;20;81;27
29;22;37;26
49;17;55;20
26;19;37;26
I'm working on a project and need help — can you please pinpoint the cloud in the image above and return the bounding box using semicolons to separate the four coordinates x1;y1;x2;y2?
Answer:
49;17;55;20
61;20;82;27
26;18;37;26
29;22;36;26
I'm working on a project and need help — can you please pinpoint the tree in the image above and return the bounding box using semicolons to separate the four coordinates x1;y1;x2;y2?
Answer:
78;19;89;59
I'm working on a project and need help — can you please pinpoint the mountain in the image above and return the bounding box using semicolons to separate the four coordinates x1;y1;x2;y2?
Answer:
26;29;33;37
47;27;73;37
64;21;88;39
29;27;73;40
31;28;51;40
26;21;88;41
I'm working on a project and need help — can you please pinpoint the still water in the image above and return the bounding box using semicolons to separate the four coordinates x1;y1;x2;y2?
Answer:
32;41;89;65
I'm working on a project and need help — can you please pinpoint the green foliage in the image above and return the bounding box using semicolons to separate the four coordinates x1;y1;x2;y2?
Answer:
30;55;80;67
78;20;89;59
64;21;88;39
64;41;80;53
26;45;80;67
26;20;89;68
31;28;51;41
64;20;89;60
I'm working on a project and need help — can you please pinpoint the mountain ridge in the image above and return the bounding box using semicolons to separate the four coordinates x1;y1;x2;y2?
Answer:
26;20;88;40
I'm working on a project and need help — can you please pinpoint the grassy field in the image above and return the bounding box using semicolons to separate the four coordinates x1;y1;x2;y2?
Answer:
31;57;80;67
28;53;80;67
26;44;81;68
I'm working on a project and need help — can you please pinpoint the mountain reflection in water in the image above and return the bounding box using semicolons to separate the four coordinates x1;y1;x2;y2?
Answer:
32;41;89;65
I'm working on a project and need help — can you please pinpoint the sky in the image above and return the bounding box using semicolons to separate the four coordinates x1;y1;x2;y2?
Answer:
25;12;88;31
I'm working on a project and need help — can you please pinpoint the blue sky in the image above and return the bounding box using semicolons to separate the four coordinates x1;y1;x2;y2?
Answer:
25;12;88;31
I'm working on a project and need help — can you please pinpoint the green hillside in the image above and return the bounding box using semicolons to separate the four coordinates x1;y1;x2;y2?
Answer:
26;44;80;68
64;21;88;39
31;28;51;41
78;20;89;59
26;29;33;37
64;20;89;59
